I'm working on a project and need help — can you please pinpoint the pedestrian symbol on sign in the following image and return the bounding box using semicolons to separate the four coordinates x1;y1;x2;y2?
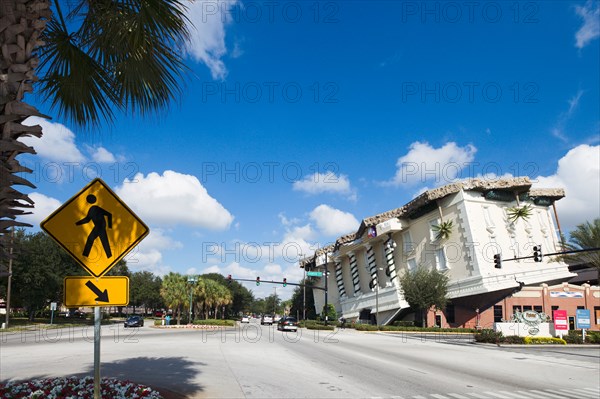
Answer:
76;194;113;258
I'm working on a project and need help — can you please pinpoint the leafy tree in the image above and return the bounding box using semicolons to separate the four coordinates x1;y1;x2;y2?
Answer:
399;266;449;327
264;293;280;316
130;271;163;314
9;230;82;320
160;272;187;325
202;273;254;317
321;303;337;323
565;219;600;282
289;278;316;320
1;0;190;261
250;298;266;316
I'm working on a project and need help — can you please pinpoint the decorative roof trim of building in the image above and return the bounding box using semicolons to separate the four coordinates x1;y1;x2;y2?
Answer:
356;177;534;238
299;244;335;268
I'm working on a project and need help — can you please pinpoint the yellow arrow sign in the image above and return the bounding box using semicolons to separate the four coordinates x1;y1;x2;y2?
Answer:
64;276;129;307
41;178;149;277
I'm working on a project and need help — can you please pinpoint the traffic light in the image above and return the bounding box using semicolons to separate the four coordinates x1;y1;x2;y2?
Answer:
533;245;542;262
283;278;287;287
494;254;502;269
227;274;232;284
256;276;260;286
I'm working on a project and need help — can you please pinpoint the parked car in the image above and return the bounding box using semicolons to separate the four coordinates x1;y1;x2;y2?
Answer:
261;314;274;325
277;316;298;332
124;315;144;328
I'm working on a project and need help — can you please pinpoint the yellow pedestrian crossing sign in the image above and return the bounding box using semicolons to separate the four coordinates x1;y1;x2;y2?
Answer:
41;178;149;277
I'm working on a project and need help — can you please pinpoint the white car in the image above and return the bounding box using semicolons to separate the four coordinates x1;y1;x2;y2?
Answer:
261;315;274;325
241;316;250;323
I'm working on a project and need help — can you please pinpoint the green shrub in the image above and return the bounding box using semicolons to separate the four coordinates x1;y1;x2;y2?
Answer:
192;319;235;326
474;329;502;343
354;324;379;331
524;336;566;345
563;330;584;344
502;335;525;344
304;321;335;330
393;321;415;327
586;331;600;344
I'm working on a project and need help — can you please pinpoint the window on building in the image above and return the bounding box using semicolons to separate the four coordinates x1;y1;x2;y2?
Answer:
552;306;559;312
407;258;417;272
513;305;522;315
429;219;440;241
494;305;503;322
595;307;600;325
534;306;542;313
577;306;584;310
435;248;448;271
402;230;414;255
482;206;494;228
445;304;455;324
523;305;532;311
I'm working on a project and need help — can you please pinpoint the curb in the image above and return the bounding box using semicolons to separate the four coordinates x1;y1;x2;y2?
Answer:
152;324;233;329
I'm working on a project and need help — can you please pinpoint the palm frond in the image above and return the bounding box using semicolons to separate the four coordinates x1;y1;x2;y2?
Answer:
38;18;120;127
507;204;532;223
77;0;190;116
431;220;454;241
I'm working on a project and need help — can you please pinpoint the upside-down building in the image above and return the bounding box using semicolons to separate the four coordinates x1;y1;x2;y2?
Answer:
300;177;600;329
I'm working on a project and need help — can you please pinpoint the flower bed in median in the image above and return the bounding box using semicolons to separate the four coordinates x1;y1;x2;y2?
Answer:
0;376;163;398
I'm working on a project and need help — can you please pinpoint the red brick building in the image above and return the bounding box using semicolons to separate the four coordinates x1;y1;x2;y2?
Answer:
430;282;600;331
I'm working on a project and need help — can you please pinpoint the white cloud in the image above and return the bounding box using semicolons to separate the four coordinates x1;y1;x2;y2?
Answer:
89;146;117;163
551;91;584;142
309;204;360;237
17;192;62;227
278;212;300;227
116;170;234;230
386;141;477;186
126;229;182;275
21;117;85;163
574;1;600;49
185;0;240;80
293;172;356;200
535;144;600;231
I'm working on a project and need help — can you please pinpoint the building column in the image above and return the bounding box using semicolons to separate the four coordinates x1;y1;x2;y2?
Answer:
334;259;346;299
384;236;399;287
348;251;361;296
366;244;378;291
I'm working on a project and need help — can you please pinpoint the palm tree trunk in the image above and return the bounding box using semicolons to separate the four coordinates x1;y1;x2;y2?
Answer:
1;0;51;258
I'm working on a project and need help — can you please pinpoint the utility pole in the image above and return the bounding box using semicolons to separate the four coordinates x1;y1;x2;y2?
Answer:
5;227;14;328
324;250;328;326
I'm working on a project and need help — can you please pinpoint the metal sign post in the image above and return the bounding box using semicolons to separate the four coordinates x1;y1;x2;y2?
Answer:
94;307;101;399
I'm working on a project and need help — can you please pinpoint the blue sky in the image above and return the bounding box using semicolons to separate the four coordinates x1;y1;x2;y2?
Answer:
18;0;600;299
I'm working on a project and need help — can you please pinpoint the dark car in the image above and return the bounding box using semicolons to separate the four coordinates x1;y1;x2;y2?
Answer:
124;315;144;328
277;316;298;332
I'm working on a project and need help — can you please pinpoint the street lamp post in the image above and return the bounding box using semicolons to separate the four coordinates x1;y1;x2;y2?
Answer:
187;276;197;323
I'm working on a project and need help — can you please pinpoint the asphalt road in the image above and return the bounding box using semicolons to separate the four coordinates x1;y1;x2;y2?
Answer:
1;320;599;398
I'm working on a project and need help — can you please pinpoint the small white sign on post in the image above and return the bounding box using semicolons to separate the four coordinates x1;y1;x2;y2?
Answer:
50;302;57;311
